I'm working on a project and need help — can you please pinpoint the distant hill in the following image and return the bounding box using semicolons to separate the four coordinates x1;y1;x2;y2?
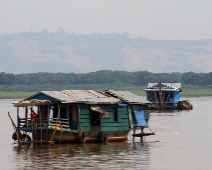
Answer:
1;30;212;73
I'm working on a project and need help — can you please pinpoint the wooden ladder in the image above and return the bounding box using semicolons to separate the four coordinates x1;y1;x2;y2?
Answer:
132;125;155;142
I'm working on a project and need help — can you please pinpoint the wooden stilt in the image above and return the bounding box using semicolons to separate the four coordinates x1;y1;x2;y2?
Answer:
140;127;144;143
132;125;155;143
32;120;35;145
133;126;136;142
38;106;42;145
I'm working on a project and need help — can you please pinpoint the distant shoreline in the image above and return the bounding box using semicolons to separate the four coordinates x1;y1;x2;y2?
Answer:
0;88;211;99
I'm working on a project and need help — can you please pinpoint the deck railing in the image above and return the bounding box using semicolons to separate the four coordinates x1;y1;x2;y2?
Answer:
50;118;70;131
18;117;70;131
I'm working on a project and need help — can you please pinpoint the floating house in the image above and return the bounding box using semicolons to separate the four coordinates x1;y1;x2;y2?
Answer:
104;90;154;142
144;83;192;110
104;90;150;128
11;90;154;145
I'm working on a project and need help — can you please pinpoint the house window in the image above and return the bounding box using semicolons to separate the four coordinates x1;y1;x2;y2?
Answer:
114;107;118;122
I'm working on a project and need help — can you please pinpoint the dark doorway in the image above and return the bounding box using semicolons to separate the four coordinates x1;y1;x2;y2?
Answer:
60;107;67;119
114;107;118;122
52;105;58;118
91;110;101;126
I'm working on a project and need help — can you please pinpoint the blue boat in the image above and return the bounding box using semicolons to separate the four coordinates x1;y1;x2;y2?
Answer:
144;83;192;110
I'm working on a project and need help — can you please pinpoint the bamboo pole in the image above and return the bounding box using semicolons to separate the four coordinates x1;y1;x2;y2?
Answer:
8;112;22;147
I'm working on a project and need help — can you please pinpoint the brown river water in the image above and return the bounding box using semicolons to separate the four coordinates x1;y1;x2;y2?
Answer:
1;97;212;170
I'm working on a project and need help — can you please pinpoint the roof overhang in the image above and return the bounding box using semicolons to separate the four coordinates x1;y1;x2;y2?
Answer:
13;99;51;107
91;105;111;117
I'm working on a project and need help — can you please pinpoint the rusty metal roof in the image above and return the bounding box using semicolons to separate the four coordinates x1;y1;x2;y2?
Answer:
105;90;149;104
24;90;120;104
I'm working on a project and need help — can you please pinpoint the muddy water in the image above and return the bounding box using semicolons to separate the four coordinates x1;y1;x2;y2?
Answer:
1;97;212;169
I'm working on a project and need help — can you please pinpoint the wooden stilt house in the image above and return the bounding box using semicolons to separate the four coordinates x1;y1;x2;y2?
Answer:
11;89;154;145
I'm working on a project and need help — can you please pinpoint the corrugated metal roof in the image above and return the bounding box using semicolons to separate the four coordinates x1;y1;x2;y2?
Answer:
105;90;149;104
24;90;120;104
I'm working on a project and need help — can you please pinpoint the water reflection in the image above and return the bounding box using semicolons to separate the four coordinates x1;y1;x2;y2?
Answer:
11;142;151;169
3;97;212;169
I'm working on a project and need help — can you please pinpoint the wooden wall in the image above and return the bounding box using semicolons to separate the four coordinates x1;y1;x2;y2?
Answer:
79;104;129;131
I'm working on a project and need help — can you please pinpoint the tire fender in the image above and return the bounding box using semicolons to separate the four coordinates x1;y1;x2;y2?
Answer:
99;131;108;143
78;131;86;144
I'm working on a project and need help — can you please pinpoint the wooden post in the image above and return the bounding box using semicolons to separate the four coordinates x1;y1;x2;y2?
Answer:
17;107;19;129
66;106;69;120
39;106;42;145
26;107;29;143
132;126;146;143
140;127;144;143
34;117;37;146
133;125;136;142
32;120;34;145
47;104;50;144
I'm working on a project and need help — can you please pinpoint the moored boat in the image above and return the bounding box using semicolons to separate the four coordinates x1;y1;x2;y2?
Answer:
144;83;193;110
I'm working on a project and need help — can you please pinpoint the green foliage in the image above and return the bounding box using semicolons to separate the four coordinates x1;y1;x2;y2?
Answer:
0;70;211;95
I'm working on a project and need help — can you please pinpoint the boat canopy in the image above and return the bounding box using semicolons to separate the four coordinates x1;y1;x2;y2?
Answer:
145;83;182;92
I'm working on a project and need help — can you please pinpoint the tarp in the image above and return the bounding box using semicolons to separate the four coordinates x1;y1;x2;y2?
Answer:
132;105;147;127
118;103;128;107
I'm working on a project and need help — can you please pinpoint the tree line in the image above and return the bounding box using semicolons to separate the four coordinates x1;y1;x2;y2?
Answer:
0;70;211;89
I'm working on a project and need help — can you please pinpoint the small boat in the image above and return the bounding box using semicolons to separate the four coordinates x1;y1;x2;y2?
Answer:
177;100;193;110
10;90;155;145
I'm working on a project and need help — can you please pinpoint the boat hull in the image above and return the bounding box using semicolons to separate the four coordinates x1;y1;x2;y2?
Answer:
33;129;129;143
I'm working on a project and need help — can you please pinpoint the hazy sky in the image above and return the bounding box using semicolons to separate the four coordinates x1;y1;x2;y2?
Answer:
1;0;212;40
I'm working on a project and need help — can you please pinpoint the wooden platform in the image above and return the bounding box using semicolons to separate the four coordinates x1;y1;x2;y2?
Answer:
132;132;155;137
132;125;155;142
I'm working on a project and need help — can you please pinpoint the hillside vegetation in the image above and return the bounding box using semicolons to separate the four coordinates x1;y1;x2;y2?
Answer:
0;70;211;98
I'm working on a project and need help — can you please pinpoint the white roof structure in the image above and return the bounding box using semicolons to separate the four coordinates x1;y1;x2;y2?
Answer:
145;83;182;92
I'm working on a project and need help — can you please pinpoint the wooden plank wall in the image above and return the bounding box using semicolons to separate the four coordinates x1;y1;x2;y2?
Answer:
79;104;91;131
79;104;129;131
101;106;129;131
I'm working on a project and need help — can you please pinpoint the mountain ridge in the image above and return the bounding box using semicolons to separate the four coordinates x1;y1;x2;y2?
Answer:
1;31;212;73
